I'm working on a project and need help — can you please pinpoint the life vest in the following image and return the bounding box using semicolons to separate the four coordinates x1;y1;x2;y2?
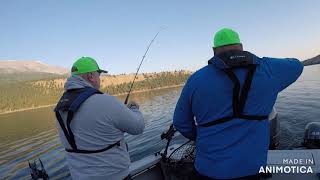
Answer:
54;87;120;153
199;50;268;128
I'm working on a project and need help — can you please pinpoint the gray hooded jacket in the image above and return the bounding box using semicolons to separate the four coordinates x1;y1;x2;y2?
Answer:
55;75;145;180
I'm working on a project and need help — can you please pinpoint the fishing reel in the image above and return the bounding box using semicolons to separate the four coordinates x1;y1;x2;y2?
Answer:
28;158;49;180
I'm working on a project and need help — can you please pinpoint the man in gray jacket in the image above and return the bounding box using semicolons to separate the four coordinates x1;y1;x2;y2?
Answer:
54;57;145;180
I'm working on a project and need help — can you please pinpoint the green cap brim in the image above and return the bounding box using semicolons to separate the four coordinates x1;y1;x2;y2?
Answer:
97;69;108;74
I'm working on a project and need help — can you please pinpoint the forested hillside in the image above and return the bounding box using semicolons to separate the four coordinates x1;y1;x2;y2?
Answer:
0;72;67;82
0;71;191;113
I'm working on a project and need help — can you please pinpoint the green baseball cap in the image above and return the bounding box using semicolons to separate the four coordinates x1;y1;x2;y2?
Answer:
213;28;241;48
71;57;108;75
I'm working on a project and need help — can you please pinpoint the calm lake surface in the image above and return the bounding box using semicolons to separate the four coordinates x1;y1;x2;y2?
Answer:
1;65;320;179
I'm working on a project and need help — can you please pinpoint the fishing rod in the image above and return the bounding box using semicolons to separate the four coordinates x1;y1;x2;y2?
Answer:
124;29;163;104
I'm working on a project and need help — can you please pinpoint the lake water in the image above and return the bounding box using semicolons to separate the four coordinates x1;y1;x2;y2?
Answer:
0;65;320;179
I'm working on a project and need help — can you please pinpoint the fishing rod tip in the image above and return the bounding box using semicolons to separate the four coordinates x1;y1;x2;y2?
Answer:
160;26;168;30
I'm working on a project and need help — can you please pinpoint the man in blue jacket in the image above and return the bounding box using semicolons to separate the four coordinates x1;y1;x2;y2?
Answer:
173;28;303;179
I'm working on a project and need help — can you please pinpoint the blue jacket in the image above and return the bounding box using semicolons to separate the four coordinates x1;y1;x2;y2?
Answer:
173;54;303;179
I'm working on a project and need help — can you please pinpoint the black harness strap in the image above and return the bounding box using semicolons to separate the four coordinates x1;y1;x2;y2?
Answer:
65;141;121;154
199;51;268;128
55;111;76;149
199;116;234;128
239;65;256;113
66;111;77;150
55;88;121;154
223;69;241;117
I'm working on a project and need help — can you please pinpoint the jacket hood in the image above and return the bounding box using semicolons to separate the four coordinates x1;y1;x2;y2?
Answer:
64;75;94;91
208;51;260;70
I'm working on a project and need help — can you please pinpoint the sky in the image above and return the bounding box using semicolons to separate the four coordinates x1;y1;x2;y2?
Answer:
0;0;320;74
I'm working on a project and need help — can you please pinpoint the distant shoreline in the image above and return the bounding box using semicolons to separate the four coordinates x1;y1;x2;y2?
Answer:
0;84;184;115
112;84;184;96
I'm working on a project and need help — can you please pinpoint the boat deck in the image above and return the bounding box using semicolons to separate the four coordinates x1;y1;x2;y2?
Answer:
130;145;320;180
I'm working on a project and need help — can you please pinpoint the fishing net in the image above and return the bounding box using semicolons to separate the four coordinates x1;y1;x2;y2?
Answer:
167;141;195;162
160;141;196;180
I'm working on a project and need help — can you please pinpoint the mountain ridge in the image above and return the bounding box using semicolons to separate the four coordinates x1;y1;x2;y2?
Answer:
302;55;320;66
1;54;319;78
0;60;68;74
